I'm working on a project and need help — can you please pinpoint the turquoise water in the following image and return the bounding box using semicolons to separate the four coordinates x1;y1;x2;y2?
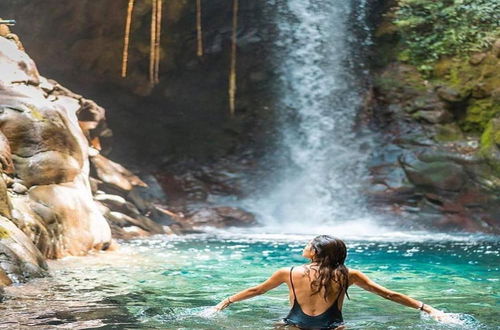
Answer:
1;233;498;329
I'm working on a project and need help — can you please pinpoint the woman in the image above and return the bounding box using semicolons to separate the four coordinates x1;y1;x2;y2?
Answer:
214;235;444;329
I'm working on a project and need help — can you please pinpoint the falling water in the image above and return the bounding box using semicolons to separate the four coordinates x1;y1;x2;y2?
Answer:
244;0;375;231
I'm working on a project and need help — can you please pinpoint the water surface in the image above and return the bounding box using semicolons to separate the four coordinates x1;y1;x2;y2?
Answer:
1;233;498;329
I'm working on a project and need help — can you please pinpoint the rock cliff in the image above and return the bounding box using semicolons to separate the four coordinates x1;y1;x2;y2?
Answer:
365;0;499;232
0;31;174;288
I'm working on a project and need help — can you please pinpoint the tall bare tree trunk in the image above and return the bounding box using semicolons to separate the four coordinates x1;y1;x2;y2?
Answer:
229;0;239;116
154;0;162;84
196;0;203;57
149;0;157;85
121;0;135;77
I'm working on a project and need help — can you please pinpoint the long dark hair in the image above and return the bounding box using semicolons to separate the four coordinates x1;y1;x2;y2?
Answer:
306;235;350;300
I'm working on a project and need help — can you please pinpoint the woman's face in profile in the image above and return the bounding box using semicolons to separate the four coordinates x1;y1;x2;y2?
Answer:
302;241;315;259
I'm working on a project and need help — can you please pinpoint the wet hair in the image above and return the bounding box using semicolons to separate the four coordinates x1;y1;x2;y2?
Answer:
306;235;350;300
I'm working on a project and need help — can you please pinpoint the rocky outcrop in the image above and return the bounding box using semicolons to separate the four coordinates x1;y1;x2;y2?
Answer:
0;31;174;286
0;35;113;259
364;2;500;233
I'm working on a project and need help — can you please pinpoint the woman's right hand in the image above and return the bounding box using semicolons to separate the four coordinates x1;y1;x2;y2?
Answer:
214;298;232;311
423;305;447;321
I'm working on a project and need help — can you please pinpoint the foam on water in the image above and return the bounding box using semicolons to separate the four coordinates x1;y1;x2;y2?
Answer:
196;227;498;243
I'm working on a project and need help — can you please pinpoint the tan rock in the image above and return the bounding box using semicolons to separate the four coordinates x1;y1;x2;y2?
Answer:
0;268;12;286
413;109;453;124
469;52;487;65
0;131;14;174
0;37;39;84
492;39;500;58
0;175;12;219
187;206;256;228
105;211;164;235
0;88;85;187
90;154;146;191
28;177;112;257
0;215;47;283
12;182;28;194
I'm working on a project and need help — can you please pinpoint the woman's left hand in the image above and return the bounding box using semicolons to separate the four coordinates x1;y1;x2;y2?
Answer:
214;298;231;311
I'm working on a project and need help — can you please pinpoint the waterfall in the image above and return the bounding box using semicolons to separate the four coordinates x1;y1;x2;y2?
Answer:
243;0;376;232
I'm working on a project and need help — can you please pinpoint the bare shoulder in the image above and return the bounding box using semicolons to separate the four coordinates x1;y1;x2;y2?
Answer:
348;268;362;277
278;267;292;273
347;269;365;285
275;267;291;277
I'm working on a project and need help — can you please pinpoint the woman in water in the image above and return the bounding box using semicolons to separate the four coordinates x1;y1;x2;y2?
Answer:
214;235;444;329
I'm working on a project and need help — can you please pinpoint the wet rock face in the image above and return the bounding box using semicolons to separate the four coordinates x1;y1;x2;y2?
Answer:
0;34;171;284
0;215;48;285
365;10;500;233
0;36;113;259
187;206;256;228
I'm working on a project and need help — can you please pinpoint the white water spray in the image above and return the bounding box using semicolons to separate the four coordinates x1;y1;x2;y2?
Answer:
244;0;375;231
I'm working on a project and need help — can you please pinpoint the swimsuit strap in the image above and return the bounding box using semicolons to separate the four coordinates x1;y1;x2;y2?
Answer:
331;288;343;310
289;266;297;300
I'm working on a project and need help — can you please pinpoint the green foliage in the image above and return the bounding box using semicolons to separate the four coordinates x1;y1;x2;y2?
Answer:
394;0;500;69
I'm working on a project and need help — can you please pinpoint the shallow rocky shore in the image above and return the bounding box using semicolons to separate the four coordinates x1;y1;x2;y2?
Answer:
0;26;259;289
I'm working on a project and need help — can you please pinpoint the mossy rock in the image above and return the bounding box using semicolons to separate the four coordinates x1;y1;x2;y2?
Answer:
480;118;500;177
435;124;464;142
462;99;500;133
480;118;500;150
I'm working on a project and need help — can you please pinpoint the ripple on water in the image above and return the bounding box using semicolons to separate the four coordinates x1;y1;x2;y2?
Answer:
0;233;498;329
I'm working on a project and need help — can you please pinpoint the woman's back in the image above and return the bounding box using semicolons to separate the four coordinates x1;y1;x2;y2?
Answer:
288;265;345;316
284;266;344;329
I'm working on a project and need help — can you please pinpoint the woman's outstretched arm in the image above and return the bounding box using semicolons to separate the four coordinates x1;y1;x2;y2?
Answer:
214;267;289;311
349;269;443;318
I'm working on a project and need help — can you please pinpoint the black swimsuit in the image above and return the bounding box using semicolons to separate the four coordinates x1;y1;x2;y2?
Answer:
283;267;344;330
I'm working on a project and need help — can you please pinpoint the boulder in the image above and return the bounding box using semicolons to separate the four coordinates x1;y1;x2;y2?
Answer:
0;175;12;219
492;39;500;58
12;182;28;194
90;154;146;192
0;131;14;174
0;215;47;284
413;109;453;124
480;118;500;177
95;193;141;217
0;37;39;84
105;211;164;235
469;52;487;65
187;206;256;228
401;157;466;192
0;88;85;188
27;177;112;257
437;86;468;103
0;35;115;259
